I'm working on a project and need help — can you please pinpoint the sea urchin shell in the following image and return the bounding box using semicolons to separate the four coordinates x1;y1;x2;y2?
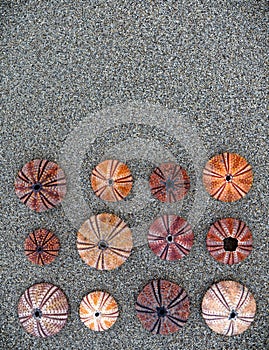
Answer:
206;218;253;265
203;152;253;202
136;279;190;335
91;159;133;202
18;283;69;338
149;162;190;203
80;291;119;332
202;280;256;336
77;213;133;270
24;228;60;266
148;215;194;261
15;159;67;212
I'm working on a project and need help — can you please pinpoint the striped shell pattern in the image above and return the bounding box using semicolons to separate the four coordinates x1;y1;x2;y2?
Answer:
77;213;133;270
203;152;253;202
91;159;133;202
24;228;60;266
18;283;69;338
136;279;190;335
206;218;253;265
149;162;190;203
202;280;256;336
148;215;194;261
80;291;119;331
15;159;66;212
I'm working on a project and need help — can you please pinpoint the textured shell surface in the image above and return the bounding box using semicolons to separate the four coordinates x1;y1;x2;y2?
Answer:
91;159;133;202
24;228;60;266
77;213;133;270
149;162;190;203
202;280;256;336
136;279;190;335
148;215;194;261
15;159;67;212
203;152;253;202
18;283;69;338
206;218;253;265
79;291;119;332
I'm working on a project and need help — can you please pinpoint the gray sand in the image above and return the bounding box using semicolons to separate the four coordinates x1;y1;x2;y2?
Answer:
1;1;268;349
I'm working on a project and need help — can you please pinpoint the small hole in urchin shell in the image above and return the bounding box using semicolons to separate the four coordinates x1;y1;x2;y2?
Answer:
33;308;42;319
32;183;42;192
225;174;232;182
156;306;167;318
167;235;173;243
95;312;100;317
229;310;237;320
108;179;114;186
98;241;108;250
223;237;238;252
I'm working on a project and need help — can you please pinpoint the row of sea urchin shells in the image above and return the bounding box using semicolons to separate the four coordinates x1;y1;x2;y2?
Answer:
17;283;119;337
91;151;254;205
76;213;194;270
147;215;253;265
91;159;191;203
18;279;256;338
14;159;191;211
76;214;253;270
22;216;253;269
14;152;253;212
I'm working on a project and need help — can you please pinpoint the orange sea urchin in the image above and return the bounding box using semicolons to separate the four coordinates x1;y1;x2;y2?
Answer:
203;152;253;202
77;213;133;270
79;291;119;332
91;159;133;202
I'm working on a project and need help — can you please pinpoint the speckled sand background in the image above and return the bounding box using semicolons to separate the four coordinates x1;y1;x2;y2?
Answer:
1;1;268;349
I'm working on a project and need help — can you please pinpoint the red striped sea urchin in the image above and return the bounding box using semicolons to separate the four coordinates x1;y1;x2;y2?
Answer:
24;228;60;266
206;218;253;265
136;279;190;335
148;215;194;261
149;162;190;203
15;159;67;212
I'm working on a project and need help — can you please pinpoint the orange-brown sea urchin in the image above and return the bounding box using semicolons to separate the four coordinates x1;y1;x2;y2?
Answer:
15;159;67;212
80;291;119;332
203;152;253;202
77;213;133;270
91;159;133;202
